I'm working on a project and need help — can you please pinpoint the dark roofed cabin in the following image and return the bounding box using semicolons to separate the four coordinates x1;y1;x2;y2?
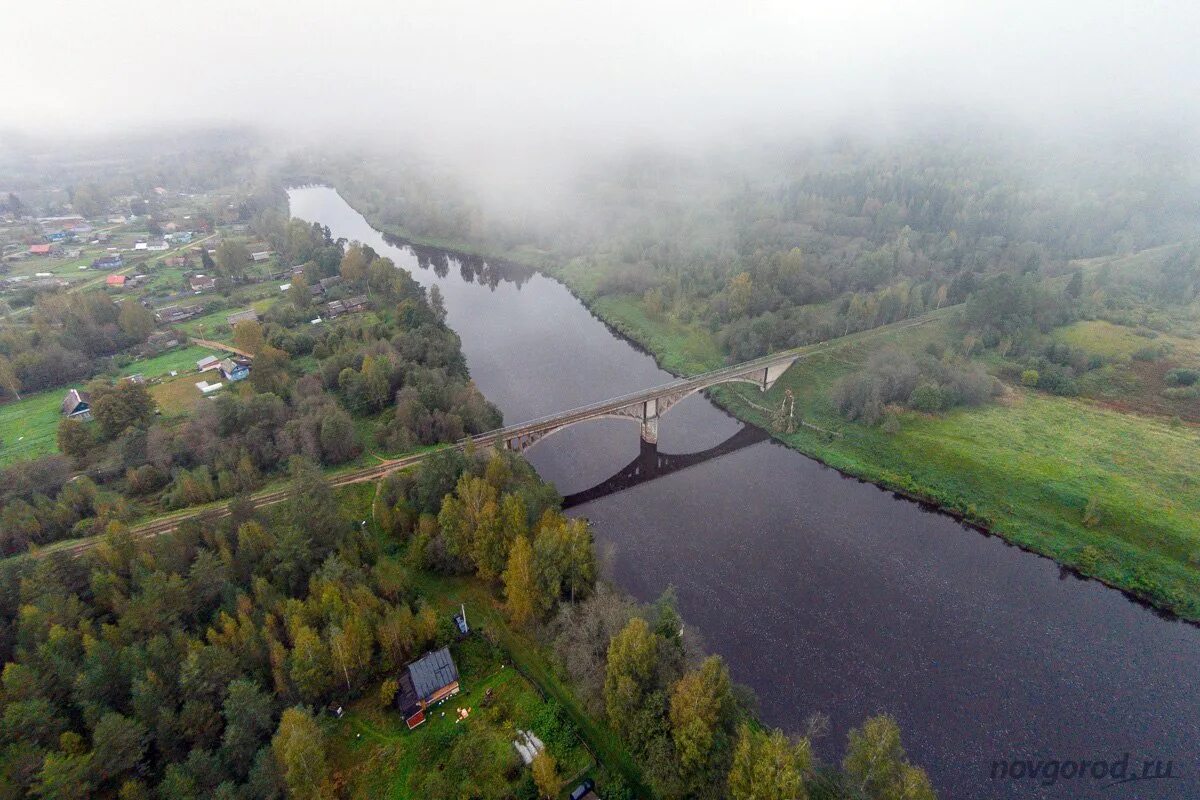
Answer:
395;647;460;730
61;389;92;421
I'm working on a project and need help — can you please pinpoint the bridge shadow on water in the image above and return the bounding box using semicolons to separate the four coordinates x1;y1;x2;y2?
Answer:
562;424;771;509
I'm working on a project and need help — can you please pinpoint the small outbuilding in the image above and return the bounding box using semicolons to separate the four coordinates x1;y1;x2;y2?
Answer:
196;355;220;372
395;647;461;730
106;274;126;288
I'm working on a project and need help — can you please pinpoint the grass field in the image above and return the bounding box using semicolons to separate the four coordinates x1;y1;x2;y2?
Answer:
0;388;65;466
150;373;210;415
119;345;219;379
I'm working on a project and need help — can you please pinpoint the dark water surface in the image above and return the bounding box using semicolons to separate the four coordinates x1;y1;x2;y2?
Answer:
289;186;1200;800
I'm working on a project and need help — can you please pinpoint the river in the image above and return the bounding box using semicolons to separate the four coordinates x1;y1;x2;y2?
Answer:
289;186;1200;800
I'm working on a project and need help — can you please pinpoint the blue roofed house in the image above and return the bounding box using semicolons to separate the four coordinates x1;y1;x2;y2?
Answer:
395;647;461;729
219;358;250;382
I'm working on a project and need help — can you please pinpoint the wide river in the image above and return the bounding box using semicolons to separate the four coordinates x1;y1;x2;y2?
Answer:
290;186;1199;799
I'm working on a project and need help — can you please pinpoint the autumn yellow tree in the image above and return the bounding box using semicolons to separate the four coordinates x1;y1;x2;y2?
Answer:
728;724;811;800
272;707;333;800
502;535;539;625
670;655;734;776
603;617;657;735
843;715;935;800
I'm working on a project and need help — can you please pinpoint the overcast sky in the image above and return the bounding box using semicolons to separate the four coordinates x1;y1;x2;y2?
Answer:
2;0;1198;154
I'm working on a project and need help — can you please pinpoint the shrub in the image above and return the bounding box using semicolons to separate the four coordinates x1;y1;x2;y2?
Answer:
1132;345;1166;361
835;348;995;424
1165;368;1199;387
1162;386;1200;400
908;384;945;413
1021;369;1040;386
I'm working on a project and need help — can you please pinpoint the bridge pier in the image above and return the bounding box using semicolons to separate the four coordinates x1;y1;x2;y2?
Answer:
640;398;659;445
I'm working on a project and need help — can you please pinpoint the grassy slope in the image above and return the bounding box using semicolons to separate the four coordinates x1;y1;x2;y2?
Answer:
0;389;65;466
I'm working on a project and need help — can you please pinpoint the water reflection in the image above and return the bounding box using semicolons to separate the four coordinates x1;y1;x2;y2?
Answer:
383;232;539;290
563;425;770;508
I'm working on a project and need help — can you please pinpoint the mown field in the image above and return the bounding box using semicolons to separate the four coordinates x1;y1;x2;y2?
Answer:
119;345;218;378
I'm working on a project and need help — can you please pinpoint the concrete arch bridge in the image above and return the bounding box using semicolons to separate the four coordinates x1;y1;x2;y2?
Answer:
470;351;801;452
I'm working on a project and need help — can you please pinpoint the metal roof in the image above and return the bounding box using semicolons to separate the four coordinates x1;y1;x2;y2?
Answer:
406;647;459;700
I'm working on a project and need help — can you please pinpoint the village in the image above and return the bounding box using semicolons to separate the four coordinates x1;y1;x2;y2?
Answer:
0;185;376;466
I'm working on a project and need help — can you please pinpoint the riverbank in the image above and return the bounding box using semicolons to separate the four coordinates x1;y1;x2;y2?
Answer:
331;188;1200;623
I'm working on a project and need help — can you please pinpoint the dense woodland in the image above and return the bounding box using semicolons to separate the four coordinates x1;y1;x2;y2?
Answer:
0;441;933;800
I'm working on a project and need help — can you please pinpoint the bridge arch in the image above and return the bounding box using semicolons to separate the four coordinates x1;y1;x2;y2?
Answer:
506;360;795;453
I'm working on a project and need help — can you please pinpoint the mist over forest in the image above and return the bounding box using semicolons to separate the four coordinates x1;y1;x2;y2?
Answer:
1;3;1199;800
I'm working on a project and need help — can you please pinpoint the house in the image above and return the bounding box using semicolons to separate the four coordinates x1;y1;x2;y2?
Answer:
325;295;368;319
219;358;250;382
91;254;123;270
28;244;51;256
196;355;221;372
227;309;259;328
61;389;92;421
395;647;461;730
106;274;126;288
146;241;169;252
47;231;68;243
251;250;272;262
189;274;217;292
318;276;342;292
156;304;204;324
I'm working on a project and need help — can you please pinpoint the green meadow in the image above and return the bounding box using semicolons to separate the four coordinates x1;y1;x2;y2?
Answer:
0;389;65;466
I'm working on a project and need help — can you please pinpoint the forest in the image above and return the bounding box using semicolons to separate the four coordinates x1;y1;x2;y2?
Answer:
0;440;934;800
